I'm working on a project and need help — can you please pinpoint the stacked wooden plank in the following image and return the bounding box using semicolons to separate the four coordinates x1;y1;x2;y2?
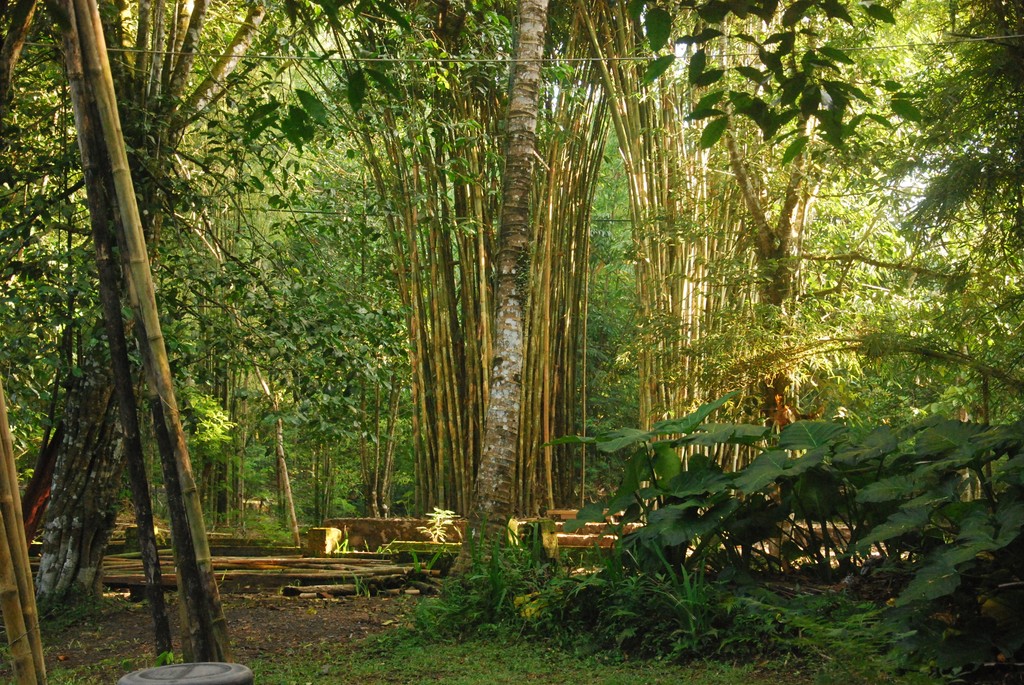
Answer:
101;552;427;597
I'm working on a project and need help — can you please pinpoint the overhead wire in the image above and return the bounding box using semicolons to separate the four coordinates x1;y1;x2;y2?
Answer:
20;32;1024;64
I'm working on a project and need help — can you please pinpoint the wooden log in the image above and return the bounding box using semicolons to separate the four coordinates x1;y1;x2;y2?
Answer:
305;527;345;557
282;584;357;597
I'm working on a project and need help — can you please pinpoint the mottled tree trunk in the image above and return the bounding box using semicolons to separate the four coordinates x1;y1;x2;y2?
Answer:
35;357;122;599
460;0;550;562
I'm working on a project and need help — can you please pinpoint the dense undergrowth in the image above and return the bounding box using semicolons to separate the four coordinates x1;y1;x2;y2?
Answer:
421;394;1024;681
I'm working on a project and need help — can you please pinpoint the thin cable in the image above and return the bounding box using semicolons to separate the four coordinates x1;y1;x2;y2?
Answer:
21;32;1024;64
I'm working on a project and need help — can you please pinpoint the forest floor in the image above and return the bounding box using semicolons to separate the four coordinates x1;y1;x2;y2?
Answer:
24;590;415;684
9;587;1017;685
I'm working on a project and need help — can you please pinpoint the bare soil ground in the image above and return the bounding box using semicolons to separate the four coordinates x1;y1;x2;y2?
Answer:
3;591;415;683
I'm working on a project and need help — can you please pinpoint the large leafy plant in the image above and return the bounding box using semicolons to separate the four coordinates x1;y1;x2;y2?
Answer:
564;395;1024;672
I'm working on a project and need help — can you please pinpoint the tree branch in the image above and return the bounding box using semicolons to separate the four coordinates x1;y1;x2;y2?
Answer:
0;0;38;122
800;251;951;280
165;0;212;104
170;4;265;140
724;129;774;258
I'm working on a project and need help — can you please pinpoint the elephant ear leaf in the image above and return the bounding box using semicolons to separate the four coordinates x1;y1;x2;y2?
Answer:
595;428;653;453
734;450;790;493
778;420;846;450
652;441;682;486
653;390;739;436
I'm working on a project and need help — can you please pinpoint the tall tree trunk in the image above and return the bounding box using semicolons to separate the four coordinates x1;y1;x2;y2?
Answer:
20;423;62;542
462;0;550;555
62;10;172;650
35;354;122;599
274;417;301;547
255;370;300;546
62;0;230;659
519;9;608;512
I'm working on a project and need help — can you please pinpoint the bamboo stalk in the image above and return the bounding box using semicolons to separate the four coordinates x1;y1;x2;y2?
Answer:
68;0;230;660
0;380;45;683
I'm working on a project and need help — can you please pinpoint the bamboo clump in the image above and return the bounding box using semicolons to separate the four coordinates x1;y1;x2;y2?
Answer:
0;379;46;684
64;0;231;660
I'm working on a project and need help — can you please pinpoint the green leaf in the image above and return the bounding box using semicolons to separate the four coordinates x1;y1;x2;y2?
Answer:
366;68;402;98
856;474;922;503
697;0;731;22
700;116;729;148
680;28;724;44
822;0;855;23
666;460;731;498
994;502;1024;546
281;105;315;149
546;434;597;446
858;504;931;548
777;420;846;451
693;68;726;87
347;69;368;112
861;1;896;22
596;428;652;453
646;7;673;51
652;390;739;436
792;468;839;518
688;49;708;84
734;450;790;493
915;420;985;459
735;65;766;83
832;426;898;465
780;134;809;165
819;45;855;64
687;107;725;121
684;423;770;447
782;0;813;26
295;89;329;124
752;0;780;21
643;55;676;84
564;501;607;533
377;1;411;30
689;89;725;119
694;89;725;112
897;560;961;605
652;441;682;485
891;98;922;121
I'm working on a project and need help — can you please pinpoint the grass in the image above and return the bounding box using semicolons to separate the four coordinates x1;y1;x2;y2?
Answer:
35;628;944;685
249;634;774;685
28;619;945;685
244;629;942;685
